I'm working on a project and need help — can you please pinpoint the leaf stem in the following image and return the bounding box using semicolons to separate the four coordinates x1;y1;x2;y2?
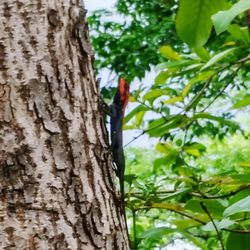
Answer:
132;209;138;250
200;202;225;250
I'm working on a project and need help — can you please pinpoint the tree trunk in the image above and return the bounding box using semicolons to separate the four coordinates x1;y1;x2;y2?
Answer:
0;0;129;249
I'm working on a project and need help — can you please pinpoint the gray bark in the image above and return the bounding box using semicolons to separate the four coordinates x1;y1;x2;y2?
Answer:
0;0;129;249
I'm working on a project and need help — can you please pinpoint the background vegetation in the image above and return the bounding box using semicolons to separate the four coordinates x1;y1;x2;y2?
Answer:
88;0;250;249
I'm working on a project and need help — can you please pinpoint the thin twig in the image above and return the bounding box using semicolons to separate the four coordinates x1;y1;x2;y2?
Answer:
129;185;250;200
132;209;138;250
200;202;225;250
123;130;146;148
135;97;170;122
137;205;207;225
135;203;250;234
191;185;250;199
184;76;214;112
201;65;242;113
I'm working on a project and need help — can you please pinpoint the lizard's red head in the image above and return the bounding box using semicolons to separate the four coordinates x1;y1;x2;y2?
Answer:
119;77;130;115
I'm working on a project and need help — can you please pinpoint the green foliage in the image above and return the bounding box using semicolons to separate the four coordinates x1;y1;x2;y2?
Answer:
224;196;250;216
212;0;250;34
88;0;181;79
176;0;228;48
200;47;236;70
125;135;250;249
227;24;250;44
89;0;250;249
226;232;250;250
233;95;250;108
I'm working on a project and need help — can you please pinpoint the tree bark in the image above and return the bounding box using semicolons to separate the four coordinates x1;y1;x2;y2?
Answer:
0;0;129;249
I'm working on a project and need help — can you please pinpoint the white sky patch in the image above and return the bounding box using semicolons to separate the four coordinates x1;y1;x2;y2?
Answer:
85;0;116;12
164;239;199;250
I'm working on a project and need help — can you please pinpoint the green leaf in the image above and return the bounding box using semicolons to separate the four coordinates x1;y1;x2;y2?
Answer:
193;112;238;128
124;105;149;123
233;95;250;109
229;188;250;205
181;231;209;250
175;139;182;147
195;70;215;81
147;117;166;130
176;165;194;179
172;218;201;230
159;45;181;61
156;60;194;70
201;47;236;70
185;148;201;157
207;174;250;186
153;156;169;169
184;63;204;71
230;174;250;184
148;115;189;137
143;88;174;102
212;0;250;35
143;89;164;101
153;154;179;169
162;188;192;201
227;24;250;44
135;111;145;127
158;153;179;168
224;196;250;217
182;81;194;98
194;47;210;61
202;218;235;231
187;143;206;151
182;71;214;97
155;71;169;85
176;0;227;48
239;162;250;167
185;199;226;216
124;174;137;185
139;227;174;239
226;232;250;250
184;143;206;157
165;96;183;104
155;142;174;154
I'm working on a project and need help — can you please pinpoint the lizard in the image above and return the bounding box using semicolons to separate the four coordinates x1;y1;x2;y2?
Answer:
110;77;130;201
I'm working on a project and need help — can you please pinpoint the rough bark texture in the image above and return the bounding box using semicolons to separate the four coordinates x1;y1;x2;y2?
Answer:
0;0;129;249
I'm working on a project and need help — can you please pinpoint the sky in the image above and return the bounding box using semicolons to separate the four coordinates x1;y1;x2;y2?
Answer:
84;0;115;12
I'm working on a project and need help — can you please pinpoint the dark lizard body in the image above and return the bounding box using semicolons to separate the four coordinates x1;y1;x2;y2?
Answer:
109;78;129;201
110;91;126;200
108;78;130;237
